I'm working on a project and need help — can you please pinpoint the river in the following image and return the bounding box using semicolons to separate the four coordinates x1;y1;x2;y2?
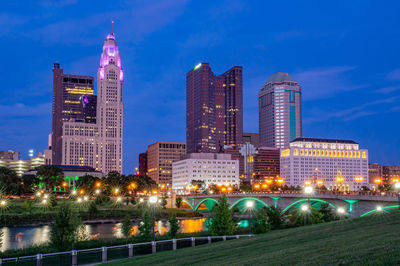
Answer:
0;218;249;252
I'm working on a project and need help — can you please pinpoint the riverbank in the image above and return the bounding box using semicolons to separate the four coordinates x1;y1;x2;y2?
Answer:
0;208;202;227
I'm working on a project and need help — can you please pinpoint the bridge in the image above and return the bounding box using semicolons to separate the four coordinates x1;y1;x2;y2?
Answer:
180;191;400;217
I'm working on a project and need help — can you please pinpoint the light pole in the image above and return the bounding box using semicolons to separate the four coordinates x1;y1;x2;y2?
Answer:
301;204;308;226
394;182;400;210
337;207;345;220
245;200;254;234
149;195;158;242
304;186;314;225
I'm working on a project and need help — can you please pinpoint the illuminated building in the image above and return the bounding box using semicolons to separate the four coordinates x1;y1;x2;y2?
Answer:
0;153;45;176
147;142;186;185
62;25;123;174
280;138;370;191
368;163;383;184
259;72;302;148
383;166;400;185
186;63;243;153
253;147;280;181
52;63;94;165
172;153;239;193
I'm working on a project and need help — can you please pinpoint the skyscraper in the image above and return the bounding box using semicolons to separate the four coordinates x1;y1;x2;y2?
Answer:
51;63;94;165
186;63;243;154
259;72;302;149
61;28;123;174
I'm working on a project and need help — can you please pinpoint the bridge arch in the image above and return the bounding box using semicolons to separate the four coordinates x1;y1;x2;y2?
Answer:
229;197;271;212
281;198;337;215
360;205;400;217
194;198;220;211
181;199;194;210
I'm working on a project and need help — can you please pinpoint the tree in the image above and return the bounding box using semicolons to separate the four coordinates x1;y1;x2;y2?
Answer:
265;207;284;229
288;207;324;227
75;175;99;194
138;210;152;241
50;203;82;250
121;214;133;239
36;165;63;191
160;197;167;209
319;203;336;222
0;167;23;195
210;196;236;236
239;181;252;192
175;197;182;208
252;209;271;234
88;201;98;217
191;180;206;193
21;200;34;214
168;213;180;238
21;174;40;193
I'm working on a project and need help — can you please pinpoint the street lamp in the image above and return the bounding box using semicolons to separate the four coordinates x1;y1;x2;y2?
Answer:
245;200;254;234
337;207;345;219
304;186;313;225
300;204;308;226
376;206;382;212
149;195;158;242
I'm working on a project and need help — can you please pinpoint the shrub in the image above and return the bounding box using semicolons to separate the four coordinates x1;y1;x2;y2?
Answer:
121;214;133;239
210;196;236;236
138;210;152;241
252;209;271;234
88;201;98;217
175;197;182;208
168;213;179;238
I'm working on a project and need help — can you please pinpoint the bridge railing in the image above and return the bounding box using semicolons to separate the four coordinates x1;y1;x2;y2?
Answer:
0;235;252;266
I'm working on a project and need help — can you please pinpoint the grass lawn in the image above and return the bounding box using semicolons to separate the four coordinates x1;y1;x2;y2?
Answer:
105;211;400;265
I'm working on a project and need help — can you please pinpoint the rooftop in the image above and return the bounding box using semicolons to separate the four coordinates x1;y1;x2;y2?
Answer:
291;137;358;144
266;72;296;84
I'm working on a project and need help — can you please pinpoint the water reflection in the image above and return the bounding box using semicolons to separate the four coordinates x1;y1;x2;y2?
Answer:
0;218;214;252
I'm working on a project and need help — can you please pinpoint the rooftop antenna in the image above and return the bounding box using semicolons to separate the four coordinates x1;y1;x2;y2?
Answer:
111;20;114;35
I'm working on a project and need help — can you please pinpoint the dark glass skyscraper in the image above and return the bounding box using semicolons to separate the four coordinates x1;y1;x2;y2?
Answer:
259;72;302;149
186;63;243;154
51;63;95;165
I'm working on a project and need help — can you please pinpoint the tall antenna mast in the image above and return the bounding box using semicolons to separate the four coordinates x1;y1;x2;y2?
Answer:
111;20;114;35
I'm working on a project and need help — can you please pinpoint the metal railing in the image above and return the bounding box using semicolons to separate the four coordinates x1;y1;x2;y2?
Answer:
0;235;252;266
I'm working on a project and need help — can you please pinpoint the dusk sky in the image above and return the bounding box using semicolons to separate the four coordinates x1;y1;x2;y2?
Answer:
0;0;399;173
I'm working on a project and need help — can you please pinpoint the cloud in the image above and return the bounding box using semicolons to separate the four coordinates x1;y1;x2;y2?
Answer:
293;66;365;100
386;69;400;81
374;86;400;94
29;0;189;46
304;97;398;124
0;103;51;118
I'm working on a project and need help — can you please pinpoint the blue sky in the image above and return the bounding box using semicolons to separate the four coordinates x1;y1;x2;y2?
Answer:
0;0;399;173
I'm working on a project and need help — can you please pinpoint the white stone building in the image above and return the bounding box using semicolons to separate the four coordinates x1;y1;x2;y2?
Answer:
62;30;123;174
280;138;369;191
172;153;240;193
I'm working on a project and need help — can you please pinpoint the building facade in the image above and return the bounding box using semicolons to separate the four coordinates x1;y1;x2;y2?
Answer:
368;163;383;184
138;152;148;176
280;138;369;191
0;153;45;176
61;29;123;174
186;63;243;153
243;132;259;147
0;150;19;161
383;165;400;185
147;142;186;185
172;153;239;193
259;72;302;149
253;147;280;181
52;63;95;165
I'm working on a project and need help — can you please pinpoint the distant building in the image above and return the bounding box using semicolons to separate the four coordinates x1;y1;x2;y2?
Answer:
147;142;186;185
138;152;148;176
0;153;45;176
186;63;243;153
383;166;400;185
280;138;369;191
61;29;124;174
52;63;95;165
259;72;302;148
0;150;19;161
253;147;280;181
368;163;383;184
172;153;239;193
243;133;259;147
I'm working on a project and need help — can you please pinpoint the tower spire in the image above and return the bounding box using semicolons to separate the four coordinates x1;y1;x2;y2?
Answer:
111;20;114;35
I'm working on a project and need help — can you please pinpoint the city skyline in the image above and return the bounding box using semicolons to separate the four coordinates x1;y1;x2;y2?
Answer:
0;1;400;173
